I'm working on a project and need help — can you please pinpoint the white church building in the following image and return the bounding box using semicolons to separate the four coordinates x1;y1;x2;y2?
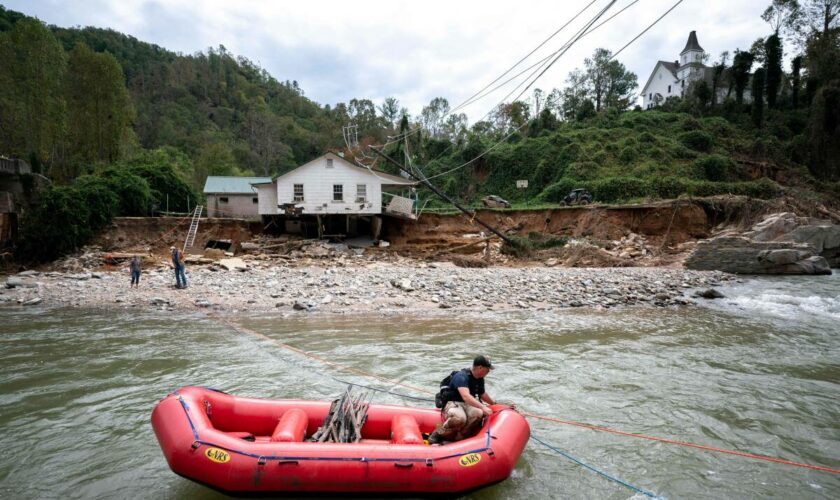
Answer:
641;31;739;109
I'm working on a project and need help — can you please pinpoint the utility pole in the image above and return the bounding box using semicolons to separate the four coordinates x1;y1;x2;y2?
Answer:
369;146;515;246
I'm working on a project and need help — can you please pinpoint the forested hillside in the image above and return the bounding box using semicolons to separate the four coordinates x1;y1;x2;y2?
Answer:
0;2;838;262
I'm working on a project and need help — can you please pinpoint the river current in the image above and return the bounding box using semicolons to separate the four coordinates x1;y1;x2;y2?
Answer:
0;272;838;499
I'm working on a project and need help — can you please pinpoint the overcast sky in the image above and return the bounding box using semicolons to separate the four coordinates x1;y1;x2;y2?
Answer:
6;0;774;121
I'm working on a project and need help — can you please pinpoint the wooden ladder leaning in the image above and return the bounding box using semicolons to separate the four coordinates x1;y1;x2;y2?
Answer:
183;205;203;252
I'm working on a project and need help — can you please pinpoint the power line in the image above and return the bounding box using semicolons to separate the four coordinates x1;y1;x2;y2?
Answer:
448;0;600;115
418;0;688;182
399;0;639;177
384;0;604;146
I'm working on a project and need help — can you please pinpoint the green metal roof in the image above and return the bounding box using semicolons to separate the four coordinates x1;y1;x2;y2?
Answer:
203;176;271;194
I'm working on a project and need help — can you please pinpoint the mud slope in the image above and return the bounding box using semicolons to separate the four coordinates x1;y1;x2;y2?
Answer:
382;202;710;254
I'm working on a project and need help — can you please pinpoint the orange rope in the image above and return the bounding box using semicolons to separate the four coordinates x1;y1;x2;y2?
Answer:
214;316;840;475
521;412;840;474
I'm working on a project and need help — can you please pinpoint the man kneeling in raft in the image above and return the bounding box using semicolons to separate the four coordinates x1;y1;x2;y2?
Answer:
429;355;496;444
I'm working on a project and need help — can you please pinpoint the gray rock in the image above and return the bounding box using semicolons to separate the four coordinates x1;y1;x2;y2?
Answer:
16;270;39;277
67;273;92;280
195;299;212;308
686;236;830;275
694;288;725;299
5;277;38;288
22;297;42;306
150;297;170;306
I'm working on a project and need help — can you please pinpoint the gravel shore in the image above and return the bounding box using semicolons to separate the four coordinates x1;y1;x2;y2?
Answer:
2;259;734;314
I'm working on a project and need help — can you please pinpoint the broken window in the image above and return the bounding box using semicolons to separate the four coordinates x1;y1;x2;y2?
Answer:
252;197;258;204
294;184;304;201
220;197;229;203
356;184;367;202
333;184;343;202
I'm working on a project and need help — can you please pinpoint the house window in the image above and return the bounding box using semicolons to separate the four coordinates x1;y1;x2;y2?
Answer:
333;184;343;202
219;197;229;203
355;184;367;202
326;158;334;168
293;184;304;201
667;85;671;93
648;93;652;100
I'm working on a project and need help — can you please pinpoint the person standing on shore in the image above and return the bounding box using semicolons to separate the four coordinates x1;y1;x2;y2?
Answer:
171;246;187;289
129;255;141;288
428;355;496;444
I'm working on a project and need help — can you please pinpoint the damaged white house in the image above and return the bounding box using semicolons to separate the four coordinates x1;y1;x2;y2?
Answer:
252;152;417;237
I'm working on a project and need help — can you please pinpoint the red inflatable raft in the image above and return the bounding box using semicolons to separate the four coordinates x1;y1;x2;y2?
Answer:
151;386;530;495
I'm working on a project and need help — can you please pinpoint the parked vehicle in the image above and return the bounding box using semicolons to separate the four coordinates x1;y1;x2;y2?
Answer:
562;188;593;206
481;195;511;208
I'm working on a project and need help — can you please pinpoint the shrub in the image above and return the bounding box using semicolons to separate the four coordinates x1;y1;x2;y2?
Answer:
566;161;598;180
694;154;735;181
590;177;649;202
16;186;94;262
100;167;152;216
537;178;582;203
682;116;702;131
679;130;714;152
651;177;688;199
619;146;638;164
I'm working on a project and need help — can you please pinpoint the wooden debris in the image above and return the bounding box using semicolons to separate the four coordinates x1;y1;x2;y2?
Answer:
309;387;370;443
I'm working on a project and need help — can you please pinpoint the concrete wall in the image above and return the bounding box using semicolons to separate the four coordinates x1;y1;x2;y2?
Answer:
207;193;260;219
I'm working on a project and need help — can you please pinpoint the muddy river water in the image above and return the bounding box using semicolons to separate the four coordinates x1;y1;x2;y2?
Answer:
1;272;838;499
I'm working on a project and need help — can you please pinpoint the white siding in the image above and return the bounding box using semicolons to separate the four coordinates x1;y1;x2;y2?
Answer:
255;184;277;215
642;63;679;109
274;156;385;215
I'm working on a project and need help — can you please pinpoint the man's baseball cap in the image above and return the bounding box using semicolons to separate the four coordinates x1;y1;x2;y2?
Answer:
473;355;494;369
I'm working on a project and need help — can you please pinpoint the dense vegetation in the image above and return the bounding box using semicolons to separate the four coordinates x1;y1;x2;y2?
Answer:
1;1;838;261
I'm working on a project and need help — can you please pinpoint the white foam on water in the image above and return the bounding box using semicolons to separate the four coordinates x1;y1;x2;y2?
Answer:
723;291;840;322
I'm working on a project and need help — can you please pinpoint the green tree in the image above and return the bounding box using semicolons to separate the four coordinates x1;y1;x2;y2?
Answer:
791;55;803;107
64;42;135;169
808;82;840;180
710;52;729;106
730;50;754;104
752;67;767;128
377;97;400;129
0;18;66;166
122;147;201;213
420;97;451;137
764;34;783;108
583;48;638;112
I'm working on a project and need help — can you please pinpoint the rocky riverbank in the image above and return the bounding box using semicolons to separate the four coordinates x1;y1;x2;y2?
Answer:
2;260;734;314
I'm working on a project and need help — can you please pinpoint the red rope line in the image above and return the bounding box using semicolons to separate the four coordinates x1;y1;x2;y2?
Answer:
215;317;840;475
521;412;840;474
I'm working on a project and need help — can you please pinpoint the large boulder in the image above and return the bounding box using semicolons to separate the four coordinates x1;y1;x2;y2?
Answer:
689;212;839;273
788;225;840;267
685;236;831;275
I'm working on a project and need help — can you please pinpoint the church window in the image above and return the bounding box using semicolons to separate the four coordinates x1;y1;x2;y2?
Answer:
668;85;671;93
649;93;652;100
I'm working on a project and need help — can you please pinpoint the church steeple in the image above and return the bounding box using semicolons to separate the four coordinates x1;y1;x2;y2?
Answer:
679;30;705;70
680;31;704;55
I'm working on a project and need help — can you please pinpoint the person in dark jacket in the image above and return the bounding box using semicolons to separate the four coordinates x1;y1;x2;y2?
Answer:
129;255;141;288
171;246;187;289
428;355;496;444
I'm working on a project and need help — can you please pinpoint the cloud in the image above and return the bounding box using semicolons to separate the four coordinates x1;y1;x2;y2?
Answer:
6;0;776;121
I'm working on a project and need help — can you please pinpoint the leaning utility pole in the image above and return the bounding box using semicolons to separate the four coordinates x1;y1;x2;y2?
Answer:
369;146;515;246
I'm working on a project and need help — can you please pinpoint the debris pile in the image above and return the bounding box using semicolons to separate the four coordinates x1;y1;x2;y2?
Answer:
604;233;652;259
309;387;371;443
